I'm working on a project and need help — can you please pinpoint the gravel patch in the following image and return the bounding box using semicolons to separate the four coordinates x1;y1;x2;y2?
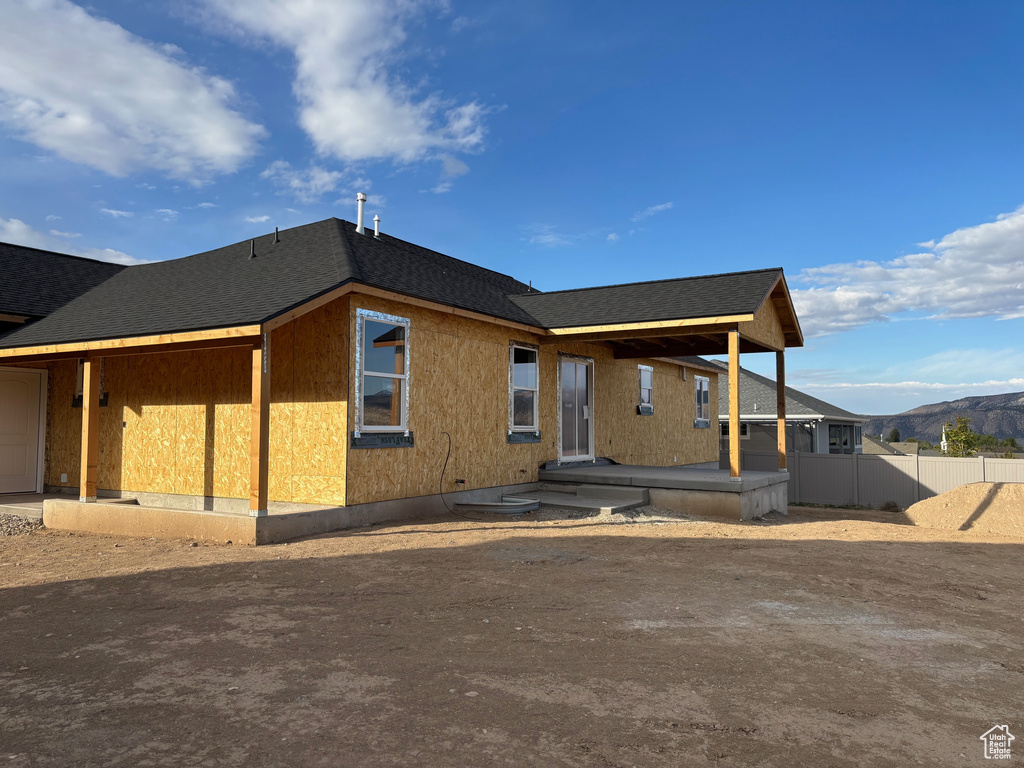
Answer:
532;503;699;524
0;513;42;537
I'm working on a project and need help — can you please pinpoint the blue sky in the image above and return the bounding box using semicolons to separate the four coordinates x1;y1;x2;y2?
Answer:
2;0;1023;417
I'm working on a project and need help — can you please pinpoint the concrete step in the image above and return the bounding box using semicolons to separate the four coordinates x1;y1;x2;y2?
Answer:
576;484;649;503
536;481;649;504
505;491;644;515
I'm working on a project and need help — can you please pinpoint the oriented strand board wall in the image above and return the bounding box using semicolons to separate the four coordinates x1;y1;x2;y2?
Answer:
43;297;349;504
739;300;786;351
40;291;718;508
345;295;720;506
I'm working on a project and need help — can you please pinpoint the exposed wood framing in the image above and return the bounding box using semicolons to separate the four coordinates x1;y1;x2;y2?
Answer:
776;350;787;470
250;333;271;516
0;325;262;363
729;330;741;479
79;357;101;502
546;314;754;336
610;333;771;359
542;317;751;345
0;313;30;324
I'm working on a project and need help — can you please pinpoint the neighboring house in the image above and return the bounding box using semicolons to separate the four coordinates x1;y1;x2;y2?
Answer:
889;441;919;455
862;435;903;455
0;205;802;530
709;360;863;454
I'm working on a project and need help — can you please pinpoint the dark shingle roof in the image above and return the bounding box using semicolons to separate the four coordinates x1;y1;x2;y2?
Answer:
708;360;862;423
509;268;781;328
0;219;536;348
1;219;791;351
0;241;125;319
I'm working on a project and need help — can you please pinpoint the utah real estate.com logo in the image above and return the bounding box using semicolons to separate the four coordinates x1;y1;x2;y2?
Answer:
980;725;1014;760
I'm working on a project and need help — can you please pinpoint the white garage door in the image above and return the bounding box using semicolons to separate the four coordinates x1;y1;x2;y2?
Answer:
0;369;42;494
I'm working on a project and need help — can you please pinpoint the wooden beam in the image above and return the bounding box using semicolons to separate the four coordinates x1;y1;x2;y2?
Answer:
777;350;787;471
546;314;753;337
249;333;271;517
0;325;262;362
540;320;744;345
0;336;261;365
729;330;741;479
0;313;30;324
79;357;101;502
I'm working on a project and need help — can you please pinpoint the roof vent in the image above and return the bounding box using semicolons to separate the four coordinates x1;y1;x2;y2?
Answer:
273;226;279;243
373;214;380;239
249;239;255;259
355;192;366;235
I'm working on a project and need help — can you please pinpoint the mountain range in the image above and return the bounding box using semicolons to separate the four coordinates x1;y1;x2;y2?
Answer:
861;391;1024;442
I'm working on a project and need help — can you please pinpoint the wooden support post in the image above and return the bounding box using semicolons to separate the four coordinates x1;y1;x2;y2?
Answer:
729;330;741;479
79;357;101;502
249;333;270;517
776;350;787;471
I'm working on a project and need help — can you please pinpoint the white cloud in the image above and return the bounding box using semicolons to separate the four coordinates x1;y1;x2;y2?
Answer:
197;202;218;209
45;214;61;221
440;154;470;179
0;216;145;264
451;16;481;33
0;0;264;181
607;232;619;242
155;208;178;221
100;208;134;218
49;229;81;238
631;201;673;222
203;0;488;165
801;378;1024;392
792;204;1024;338
261;160;344;203
523;224;576;248
245;215;270;223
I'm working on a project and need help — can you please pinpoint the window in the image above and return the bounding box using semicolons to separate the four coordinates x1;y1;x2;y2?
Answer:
720;422;749;439
509;343;539;431
694;375;710;426
637;364;654;415
355;309;410;434
829;424;857;454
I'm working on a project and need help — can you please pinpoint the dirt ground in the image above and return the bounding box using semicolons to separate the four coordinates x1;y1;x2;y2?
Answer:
1;505;1021;767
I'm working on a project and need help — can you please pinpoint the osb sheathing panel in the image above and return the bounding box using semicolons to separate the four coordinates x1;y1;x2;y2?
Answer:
41;291;718;507
45;359;80;488
42;311;349;505
344;294;721;506
740;299;786;351
289;297;348;505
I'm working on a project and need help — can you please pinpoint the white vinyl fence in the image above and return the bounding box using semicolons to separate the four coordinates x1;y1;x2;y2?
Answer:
719;450;1024;508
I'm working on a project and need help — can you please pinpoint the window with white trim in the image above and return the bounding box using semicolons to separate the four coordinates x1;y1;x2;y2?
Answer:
509;344;539;431
694;375;710;425
356;309;410;433
638;364;654;415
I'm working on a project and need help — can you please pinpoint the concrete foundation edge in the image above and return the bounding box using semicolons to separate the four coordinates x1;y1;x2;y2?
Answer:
42;483;540;546
649;479;788;521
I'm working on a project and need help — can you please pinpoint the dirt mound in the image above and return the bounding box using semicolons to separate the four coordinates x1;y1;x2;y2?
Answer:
904;482;1024;536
